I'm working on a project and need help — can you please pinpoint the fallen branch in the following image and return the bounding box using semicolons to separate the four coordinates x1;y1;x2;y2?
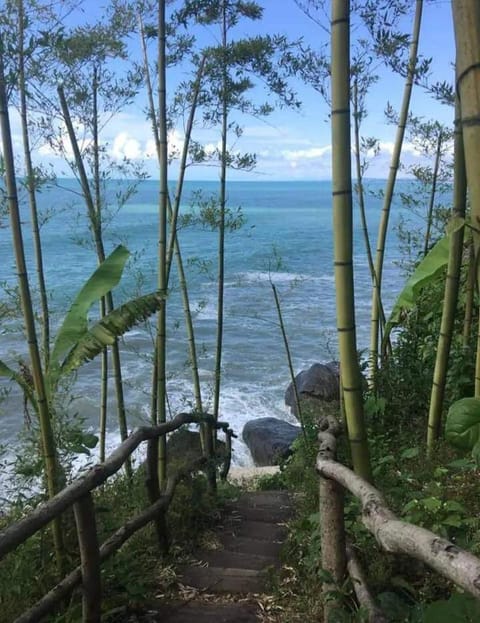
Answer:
346;543;387;623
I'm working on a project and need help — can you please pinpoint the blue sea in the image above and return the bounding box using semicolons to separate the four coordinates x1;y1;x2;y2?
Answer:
0;179;409;468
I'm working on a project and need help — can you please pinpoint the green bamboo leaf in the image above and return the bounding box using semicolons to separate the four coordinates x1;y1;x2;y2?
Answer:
445;397;480;451
50;245;130;370
387;220;464;330
0;359;37;410
60;291;165;377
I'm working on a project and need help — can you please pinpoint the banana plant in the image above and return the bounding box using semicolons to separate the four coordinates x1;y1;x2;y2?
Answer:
0;245;165;413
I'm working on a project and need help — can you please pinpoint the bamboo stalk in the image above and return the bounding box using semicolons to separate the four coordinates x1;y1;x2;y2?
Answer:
352;79;389;354
331;0;371;480
155;0;168;490
138;18;213;484
423;129;443;257
452;0;480;396
463;241;475;351
427;100;466;452
213;0;229;427
0;39;65;572
57;85;131;478
271;281;306;438
73;493;101;623
368;0;423;391
18;0;50;367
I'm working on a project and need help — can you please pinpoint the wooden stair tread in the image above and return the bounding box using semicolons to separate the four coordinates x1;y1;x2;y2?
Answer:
152;600;259;622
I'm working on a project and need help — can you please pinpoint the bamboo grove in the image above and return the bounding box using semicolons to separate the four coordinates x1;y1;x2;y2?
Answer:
1;0;480;615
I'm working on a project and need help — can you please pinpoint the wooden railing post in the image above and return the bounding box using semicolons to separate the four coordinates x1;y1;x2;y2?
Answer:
318;417;346;620
146;437;168;553
73;492;101;623
220;428;233;482
205;418;217;493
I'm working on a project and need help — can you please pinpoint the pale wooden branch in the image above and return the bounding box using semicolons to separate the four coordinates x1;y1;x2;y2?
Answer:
346;543;387;623
0;414;228;558
317;457;480;599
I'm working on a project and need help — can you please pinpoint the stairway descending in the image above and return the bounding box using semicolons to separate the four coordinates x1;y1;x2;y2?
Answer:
154;490;292;622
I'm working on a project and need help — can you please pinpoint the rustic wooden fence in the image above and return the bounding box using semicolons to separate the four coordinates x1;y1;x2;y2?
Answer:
0;413;235;623
317;416;480;621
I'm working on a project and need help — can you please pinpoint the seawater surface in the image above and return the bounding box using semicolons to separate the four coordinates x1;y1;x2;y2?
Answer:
0;179;410;468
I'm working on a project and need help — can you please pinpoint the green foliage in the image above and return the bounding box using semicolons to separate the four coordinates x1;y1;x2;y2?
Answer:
420;592;480;622
377;269;474;430
50;244;130;371
446;397;480;465
387;220;463;330
60;290;165;377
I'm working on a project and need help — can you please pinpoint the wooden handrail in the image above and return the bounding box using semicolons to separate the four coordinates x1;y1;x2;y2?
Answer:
0;413;234;623
0;413;229;558
316;416;480;616
13;456;207;623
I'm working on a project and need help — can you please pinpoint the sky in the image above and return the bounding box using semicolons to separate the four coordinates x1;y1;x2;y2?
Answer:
9;0;457;181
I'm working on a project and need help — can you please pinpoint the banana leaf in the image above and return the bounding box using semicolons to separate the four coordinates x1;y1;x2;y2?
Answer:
386;218;465;335
50;245;130;370
60;291;165;377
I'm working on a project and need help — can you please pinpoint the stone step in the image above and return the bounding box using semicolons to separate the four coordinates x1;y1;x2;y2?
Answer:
194;548;277;570
180;565;266;593
220;519;288;541
153;601;259;622
232;490;291;508
218;534;284;558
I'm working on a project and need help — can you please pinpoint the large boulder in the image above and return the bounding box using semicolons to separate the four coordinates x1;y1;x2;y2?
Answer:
166;429;226;472
242;417;301;466
285;362;340;420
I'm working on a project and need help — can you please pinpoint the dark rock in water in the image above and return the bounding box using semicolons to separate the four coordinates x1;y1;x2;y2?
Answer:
285;362;340;418
242;417;301;467
167;429;225;472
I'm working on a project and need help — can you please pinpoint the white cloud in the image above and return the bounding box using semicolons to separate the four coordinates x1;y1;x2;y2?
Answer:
281;145;332;161
111;132;142;160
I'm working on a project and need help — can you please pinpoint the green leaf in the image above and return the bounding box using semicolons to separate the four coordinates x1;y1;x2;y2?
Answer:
50;245;130;371
442;515;463;528
81;433;99;449
0;359;37;410
401;446;419;459
422;496;442;512
447;458;475;470
443;500;467;513
60;290;165;377
387;222;463;331
445;397;480;451
423;593;480;622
